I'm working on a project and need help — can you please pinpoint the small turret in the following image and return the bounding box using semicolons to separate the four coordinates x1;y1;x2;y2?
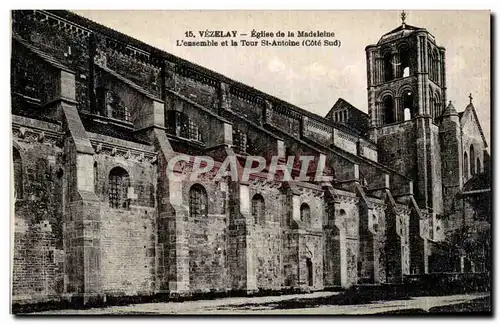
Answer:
442;100;458;117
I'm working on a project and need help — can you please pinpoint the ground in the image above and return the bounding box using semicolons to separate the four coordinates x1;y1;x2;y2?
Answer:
30;292;490;315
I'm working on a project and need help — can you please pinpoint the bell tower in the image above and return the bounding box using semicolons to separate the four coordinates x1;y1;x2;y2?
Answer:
365;12;446;214
366;12;447;128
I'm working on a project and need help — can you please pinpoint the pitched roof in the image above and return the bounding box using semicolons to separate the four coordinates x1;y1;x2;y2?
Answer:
12;35;74;73
460;103;488;148
463;173;490;192
328;98;369;117
378;24;427;45
382;24;423;36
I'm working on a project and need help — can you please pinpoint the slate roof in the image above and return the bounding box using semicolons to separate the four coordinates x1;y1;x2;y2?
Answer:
378;24;427;44
463;173;491;193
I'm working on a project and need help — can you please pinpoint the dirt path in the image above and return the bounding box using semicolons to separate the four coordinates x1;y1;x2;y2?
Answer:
31;292;490;315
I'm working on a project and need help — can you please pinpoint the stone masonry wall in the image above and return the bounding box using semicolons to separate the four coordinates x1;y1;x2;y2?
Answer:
93;143;157;295
99;206;156;295
183;181;229;293
377;120;417;180
175;72;219;112
12;121;64;303
323;190;360;288
248;182;283;290
230;92;264;122
285;185;325;290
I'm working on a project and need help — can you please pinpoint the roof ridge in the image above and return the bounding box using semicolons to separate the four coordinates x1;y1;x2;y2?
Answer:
37;10;371;141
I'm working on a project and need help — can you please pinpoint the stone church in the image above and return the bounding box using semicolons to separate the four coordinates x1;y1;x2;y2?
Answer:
11;10;490;306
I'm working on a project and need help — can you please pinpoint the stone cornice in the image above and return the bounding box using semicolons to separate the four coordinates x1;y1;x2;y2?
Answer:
331;193;359;204
12;121;63;147
88;134;157;164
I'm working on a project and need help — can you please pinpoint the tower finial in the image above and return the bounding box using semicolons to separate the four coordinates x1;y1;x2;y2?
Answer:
401;10;407;28
469;93;473;104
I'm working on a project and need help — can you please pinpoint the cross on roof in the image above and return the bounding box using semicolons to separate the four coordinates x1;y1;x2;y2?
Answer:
469;93;473;104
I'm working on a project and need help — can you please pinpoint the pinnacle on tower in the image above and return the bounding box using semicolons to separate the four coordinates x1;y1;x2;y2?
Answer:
401;10;407;28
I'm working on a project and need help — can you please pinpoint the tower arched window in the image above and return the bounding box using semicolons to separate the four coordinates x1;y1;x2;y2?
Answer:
433;93;441;119
404;108;411;121
399;46;411;77
436;54;441;85
429;90;435;118
251;194;265;224
300;203;311;226
189;184;208;218
109;167;130;209
403;90;415;121
13;147;23;199
383;95;394;124
427;48;432;76
470;144;475;176
430;49;439;83
383;52;393;82
403;67;410;78
464;151;469;179
476;157;481;174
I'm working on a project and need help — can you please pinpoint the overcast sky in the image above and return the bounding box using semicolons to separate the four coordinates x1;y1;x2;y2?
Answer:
74;10;490;145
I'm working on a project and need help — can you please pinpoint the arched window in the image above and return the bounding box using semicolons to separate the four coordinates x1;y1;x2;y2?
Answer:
427;48;432;74
431;51;436;81
403;67;410;78
400;46;411;77
300;203;311;225
464;151;469;179
383;52;393;82
404;108;411;121
108;167;130;209
429;90;435;118
189;184;208;218
470;145;475;176
433;93;441;119
433;50;440;83
476;157;481;174
436;54;441;85
13;147;23;199
403;90;414;120
429;49;440;83
383;96;394;124
251;194;265;224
